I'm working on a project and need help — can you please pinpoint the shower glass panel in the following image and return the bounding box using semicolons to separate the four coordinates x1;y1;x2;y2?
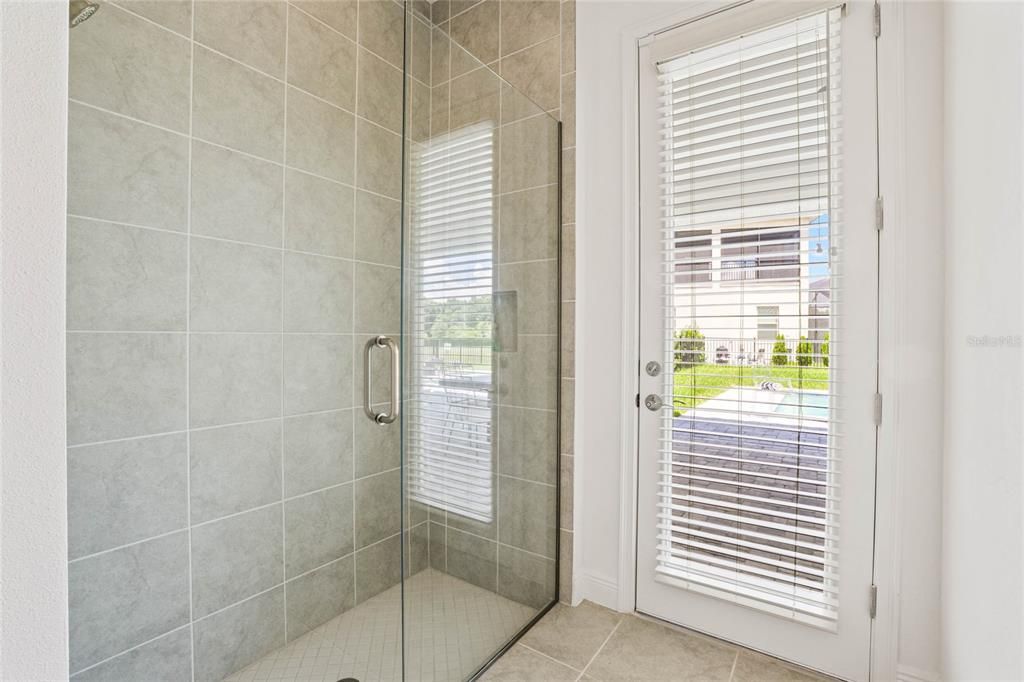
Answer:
64;0;557;679
401;9;561;680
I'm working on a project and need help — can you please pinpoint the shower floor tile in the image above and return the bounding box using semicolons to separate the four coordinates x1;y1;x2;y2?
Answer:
225;569;537;682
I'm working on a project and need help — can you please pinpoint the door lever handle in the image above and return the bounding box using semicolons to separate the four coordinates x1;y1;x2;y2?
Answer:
364;336;399;425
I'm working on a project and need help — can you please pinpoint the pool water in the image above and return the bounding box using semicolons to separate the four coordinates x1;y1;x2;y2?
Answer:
773;392;830;419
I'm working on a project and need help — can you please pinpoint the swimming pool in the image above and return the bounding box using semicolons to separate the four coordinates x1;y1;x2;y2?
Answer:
773;392;830;420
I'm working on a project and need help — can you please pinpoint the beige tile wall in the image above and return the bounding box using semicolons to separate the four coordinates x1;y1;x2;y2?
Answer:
425;0;576;606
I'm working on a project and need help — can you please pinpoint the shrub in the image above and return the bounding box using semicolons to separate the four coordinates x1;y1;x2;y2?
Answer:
796;336;814;366
821;332;830;367
673;327;706;371
771;334;790;365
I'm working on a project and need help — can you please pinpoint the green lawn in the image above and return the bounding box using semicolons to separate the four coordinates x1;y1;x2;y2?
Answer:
672;363;830;411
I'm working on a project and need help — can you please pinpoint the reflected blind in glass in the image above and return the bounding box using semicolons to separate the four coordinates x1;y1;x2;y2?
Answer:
654;8;842;628
407;122;496;524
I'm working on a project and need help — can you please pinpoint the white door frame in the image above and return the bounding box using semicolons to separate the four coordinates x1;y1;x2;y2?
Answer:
612;2;906;679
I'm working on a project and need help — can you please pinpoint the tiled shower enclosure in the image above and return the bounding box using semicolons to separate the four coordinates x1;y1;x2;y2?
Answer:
65;1;562;680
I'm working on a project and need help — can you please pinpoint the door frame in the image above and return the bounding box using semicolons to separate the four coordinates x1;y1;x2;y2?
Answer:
612;2;906;679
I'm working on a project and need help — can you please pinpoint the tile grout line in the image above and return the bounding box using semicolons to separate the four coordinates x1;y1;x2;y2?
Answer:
728;649;740;682
517;643;585;675
184;1;196;679
352;0;361;609
280;0;290;648
576;615;624;681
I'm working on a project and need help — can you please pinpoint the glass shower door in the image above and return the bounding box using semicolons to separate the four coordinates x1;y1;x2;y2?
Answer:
400;8;562;680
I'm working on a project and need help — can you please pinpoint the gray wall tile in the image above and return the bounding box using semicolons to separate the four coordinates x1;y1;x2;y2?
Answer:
285;484;354;576
193;587;285;682
284;409;354;497
497;406;556;485
446;527;497;591
354;191;401;266
70;4;191;132
190;141;284;247
286;88;355;183
190;238;282;332
190;420;282;524
406;523;429;576
429;521;446;571
357;47;403;133
67;218;187;331
68;433;188;560
499;0;559;56
189;333;282;428
68;332;187;445
353;262;400;334
283;334;353;415
498;185;558;263
70;627;192;682
193;46;285;161
68;103;189;231
354;533;401;602
355;120;402;199
498;475;557;558
194;0;286;78
285;557;356;640
114;0;193;36
287;5;357;110
292;1;357;39
498;544;556;609
354;406;400;477
498;260;558;335
354;469;400;548
499;334;557;409
357;0;404;67
284;170;354;258
499;36;560;112
500;113;558;194
450;66;500;129
449;0;498;65
191;504;283;617
69;532;190;673
283;252;353;332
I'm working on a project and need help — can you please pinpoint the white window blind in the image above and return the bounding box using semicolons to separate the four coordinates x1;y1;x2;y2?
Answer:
655;8;842;628
407;122;496;524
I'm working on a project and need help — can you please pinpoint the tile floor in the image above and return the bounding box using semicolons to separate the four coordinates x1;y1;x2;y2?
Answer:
481;601;831;682
226;569;536;682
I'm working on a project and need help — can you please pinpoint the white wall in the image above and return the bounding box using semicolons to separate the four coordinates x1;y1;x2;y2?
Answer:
577;1;946;679
0;1;70;679
942;3;1024;679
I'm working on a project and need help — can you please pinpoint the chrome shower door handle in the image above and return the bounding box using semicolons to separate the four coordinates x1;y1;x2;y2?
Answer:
364;336;399;425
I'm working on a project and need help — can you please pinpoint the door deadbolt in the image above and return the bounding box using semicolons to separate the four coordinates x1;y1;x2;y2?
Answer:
644;394;663;411
645;361;661;377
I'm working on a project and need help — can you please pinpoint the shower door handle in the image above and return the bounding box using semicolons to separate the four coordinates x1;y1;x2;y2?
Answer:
364;336;399;425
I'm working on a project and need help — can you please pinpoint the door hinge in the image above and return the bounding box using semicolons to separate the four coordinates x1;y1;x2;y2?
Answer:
636;393;641;408
873;1;881;38
873;392;883;426
875;196;884;231
869;584;878;618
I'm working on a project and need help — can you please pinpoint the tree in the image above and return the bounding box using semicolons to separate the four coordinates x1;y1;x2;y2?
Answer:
772;334;790;365
821;332;830;367
796;336;814;367
673;326;705;371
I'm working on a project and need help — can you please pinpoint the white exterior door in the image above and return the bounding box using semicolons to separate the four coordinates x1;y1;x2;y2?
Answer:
635;3;879;680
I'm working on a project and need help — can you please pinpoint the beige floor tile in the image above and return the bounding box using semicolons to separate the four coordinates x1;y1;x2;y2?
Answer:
481;645;580;681
584;615;736;681
519;601;622;670
732;651;830;682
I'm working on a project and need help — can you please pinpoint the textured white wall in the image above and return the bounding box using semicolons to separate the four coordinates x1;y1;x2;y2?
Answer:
0;1;70;678
942;3;1024;679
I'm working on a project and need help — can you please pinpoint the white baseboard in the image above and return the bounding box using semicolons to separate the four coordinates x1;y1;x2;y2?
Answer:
896;664;941;682
577;573;622;611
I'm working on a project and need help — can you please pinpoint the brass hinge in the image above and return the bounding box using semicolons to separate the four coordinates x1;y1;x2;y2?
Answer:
875;196;884;231
873;1;881;38
869;584;878;618
873;393;883;426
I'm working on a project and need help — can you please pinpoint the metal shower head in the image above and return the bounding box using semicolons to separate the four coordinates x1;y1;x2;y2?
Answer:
69;0;99;28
